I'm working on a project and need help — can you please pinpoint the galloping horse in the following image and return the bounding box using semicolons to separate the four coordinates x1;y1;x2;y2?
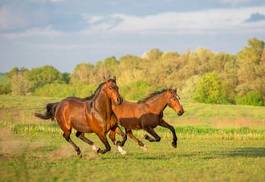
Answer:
110;89;184;150
35;78;127;156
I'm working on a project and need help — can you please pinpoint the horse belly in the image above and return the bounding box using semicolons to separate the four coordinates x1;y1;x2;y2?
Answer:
142;119;160;128
119;118;142;130
71;117;92;133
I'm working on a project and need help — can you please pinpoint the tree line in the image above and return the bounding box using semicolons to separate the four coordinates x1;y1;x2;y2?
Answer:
0;38;264;106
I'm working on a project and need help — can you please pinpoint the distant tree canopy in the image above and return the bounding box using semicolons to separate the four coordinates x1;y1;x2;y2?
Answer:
1;38;265;106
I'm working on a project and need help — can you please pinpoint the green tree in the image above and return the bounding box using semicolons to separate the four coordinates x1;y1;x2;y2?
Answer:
10;71;32;95
95;57;119;82
118;55;144;84
27;65;63;89
236;38;265;98
70;63;95;84
194;72;228;104
142;48;163;60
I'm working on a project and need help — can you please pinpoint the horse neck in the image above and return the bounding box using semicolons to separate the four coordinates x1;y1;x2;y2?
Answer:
145;93;168;114
93;90;112;121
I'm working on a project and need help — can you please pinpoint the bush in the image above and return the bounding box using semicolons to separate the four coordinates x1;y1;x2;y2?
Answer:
34;83;75;98
194;72;228;104
33;83;97;98
73;84;96;98
235;91;264;106
0;83;11;95
120;80;154;100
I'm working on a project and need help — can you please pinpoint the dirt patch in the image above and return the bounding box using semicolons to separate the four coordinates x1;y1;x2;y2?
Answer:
0;128;28;157
49;145;75;159
49;145;98;160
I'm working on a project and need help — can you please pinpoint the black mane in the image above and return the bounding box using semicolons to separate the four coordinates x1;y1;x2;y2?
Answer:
137;89;168;103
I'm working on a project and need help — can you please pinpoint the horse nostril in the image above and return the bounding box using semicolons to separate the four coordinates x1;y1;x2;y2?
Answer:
178;110;184;116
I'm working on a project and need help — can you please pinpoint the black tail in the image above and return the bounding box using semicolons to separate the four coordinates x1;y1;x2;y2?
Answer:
35;102;59;120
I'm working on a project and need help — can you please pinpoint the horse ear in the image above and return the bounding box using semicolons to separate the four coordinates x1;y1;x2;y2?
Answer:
174;88;177;93
113;76;116;81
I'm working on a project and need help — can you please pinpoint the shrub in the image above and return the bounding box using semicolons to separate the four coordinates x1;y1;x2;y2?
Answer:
34;83;75;98
33;83;97;98
120;80;154;100
73;84;96;98
0;83;11;95
235;91;264;106
194;72;228;104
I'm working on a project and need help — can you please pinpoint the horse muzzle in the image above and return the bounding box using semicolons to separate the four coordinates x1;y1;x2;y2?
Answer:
178;109;184;116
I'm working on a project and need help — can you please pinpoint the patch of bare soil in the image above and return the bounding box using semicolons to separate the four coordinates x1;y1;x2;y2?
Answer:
49;145;98;160
0;128;28;158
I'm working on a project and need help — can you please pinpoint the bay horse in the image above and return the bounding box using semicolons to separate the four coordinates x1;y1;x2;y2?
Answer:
110;88;184;150
35;78;127;156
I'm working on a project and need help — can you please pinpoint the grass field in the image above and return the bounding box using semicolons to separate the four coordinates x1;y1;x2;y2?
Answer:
0;95;265;182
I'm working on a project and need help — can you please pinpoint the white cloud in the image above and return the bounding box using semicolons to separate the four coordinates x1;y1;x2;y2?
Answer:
2;6;265;40
82;6;265;34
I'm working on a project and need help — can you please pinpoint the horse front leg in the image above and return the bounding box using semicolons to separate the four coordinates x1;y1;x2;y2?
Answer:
144;127;161;142
96;132;111;154
159;119;177;148
109;126;127;146
108;126;127;155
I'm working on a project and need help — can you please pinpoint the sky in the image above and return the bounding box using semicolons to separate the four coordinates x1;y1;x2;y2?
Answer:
0;0;265;73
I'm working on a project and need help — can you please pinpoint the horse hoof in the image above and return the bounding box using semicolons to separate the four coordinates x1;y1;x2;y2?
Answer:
172;142;177;148
140;145;148;152
96;148;102;154
144;134;149;139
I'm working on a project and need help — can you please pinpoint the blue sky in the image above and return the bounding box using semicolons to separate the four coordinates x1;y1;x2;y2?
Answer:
0;0;265;73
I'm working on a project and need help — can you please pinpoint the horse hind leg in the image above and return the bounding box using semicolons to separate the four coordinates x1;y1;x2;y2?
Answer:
76;131;99;153
63;131;82;157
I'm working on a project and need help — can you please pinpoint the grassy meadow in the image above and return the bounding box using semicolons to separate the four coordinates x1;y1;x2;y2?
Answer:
0;95;265;182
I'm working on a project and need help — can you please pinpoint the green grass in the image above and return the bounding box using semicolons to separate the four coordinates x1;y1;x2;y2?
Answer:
0;95;265;182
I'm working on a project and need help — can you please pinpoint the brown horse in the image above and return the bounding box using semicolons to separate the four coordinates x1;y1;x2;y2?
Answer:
35;78;127;156
110;88;184;150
